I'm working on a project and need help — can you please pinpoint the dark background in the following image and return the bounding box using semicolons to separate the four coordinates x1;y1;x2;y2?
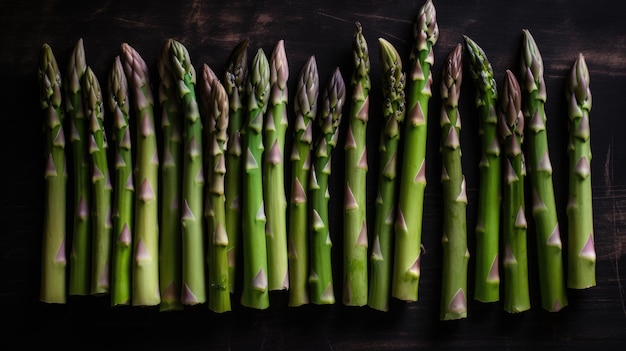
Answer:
1;0;625;349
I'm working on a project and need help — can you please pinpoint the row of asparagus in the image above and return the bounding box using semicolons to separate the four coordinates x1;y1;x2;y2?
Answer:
39;0;595;319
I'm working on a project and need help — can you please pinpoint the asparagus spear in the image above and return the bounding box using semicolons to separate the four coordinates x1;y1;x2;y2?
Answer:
64;38;91;296
368;38;405;312
287;56;319;307
264;40;289;291
439;44;469;320
83;66;112;295
39;44;67;304
309;68;346;305
565;53;596;289
108;56;134;306
344;22;370;307
463;36;501;303
519;29;568;311
393;0;438;302
121;43;161;306
200;64;232;313
170;39;206;305
157;39;183;311
224;39;249;293
241;48;271;310
499;70;530;314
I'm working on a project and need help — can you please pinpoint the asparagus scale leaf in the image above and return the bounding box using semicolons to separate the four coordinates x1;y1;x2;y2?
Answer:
368;37;405;312
121;43;161;306
344;22;370;307
439;44;469;320
565;53;596;289
519;29;568;311
393;0;438;302
65;38;91;296
499;70;530;314
39;44;68;304
463;35;501;303
108;56;134;306
287;56;319;307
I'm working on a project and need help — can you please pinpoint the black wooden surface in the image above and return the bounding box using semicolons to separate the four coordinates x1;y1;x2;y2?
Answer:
1;0;625;349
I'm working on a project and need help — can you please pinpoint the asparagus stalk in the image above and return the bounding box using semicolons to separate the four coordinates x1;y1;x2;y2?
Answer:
462;36;501;303
108;56;134;306
439;44;469;320
64;38;91;296
224;39;249;293
83;66;112;295
565;53;596;289
309;68;346;305
170;39;206;305
157;39;183;311
264;40;290;291
39;44;67;304
499;70;530;314
121;43;161;306
343;22;370;307
287;56;319;307
241;48;271;309
519;29;568;311
392;0;438;302
368;38;405;312
200;64;232;313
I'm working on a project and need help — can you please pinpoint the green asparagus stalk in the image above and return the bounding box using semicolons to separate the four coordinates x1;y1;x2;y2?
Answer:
368;38;405;312
287;56;319;307
393;0;438;302
224;39;249;293
108;56;134;306
83;66;111;295
170;39;206;305
463;36;501;303
520;29;568;311
499;70;530;314
39;44;67;304
309;68;346;305
439;44;469;320
344;22;370;307
565;53;596;289
241;48;271;309
200;64;232;313
264;40;289;291
157;39;183;311
121;43;161;306
64;38;91;296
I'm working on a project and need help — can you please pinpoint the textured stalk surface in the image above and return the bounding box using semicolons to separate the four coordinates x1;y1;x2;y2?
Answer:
200;64;232;313
439;44;469;320
368;38;404;312
84;66;112;296
157;39;183;311
121;43;161;306
309;68;345;305
499;70;530;314
565;53;596;289
463;36;501;303
520;29;567;311
65;38;91;296
39;44;67;304
264;40;289;291
287;56;319;307
241;49;271;310
170;39;206;305
344;22;370;307
393;0;438;302
108;56;134;306
224;39;248;293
